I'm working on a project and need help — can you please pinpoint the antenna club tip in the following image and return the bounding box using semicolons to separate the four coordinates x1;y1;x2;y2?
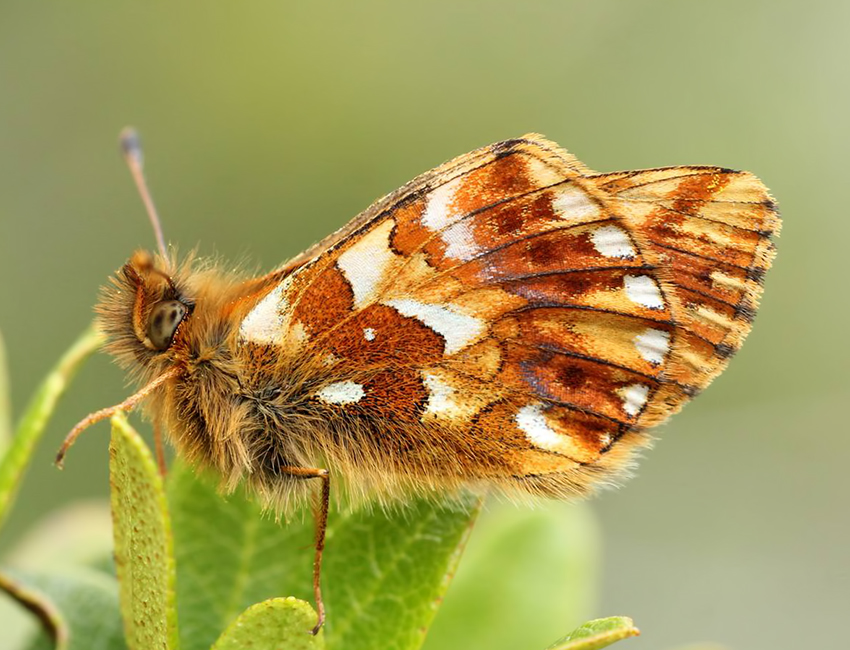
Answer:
119;127;142;159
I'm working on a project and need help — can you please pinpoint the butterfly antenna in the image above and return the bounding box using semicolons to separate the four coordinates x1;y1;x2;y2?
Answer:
119;127;168;260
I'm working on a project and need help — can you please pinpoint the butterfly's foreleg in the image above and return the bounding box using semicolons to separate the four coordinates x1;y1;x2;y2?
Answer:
153;419;168;478
282;465;331;635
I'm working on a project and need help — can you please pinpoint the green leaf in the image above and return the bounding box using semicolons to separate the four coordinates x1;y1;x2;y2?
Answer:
0;325;104;532
0;328;12;455
423;502;601;650
322;493;480;650
545;617;640;650
167;461;480;650
167;462;315;650
0;566;126;650
212;597;325;650
109;413;178;650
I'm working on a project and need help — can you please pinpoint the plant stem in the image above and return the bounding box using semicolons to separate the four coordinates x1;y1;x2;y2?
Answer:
0;324;104;533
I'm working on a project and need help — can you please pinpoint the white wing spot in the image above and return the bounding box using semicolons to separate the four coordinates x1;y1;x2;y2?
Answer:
624;275;665;310
384;298;486;355
590;225;636;259
316;381;365;405
441;221;482;261
239;283;286;345
336;220;398;308
421;182;459;231
634;328;671;365
516;403;563;451
618;383;650;417
363;327;376;341
421;181;481;261
552;185;601;222
422;371;456;416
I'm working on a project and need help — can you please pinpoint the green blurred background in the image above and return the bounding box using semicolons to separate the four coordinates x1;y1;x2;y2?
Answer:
0;1;847;648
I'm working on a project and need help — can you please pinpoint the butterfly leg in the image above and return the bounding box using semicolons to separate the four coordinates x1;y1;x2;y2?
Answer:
153;420;168;478
281;465;330;635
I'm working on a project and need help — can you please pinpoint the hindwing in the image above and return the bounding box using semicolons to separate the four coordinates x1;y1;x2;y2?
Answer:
237;135;778;483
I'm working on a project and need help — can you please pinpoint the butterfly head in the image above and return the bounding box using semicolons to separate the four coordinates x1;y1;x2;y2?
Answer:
97;249;194;371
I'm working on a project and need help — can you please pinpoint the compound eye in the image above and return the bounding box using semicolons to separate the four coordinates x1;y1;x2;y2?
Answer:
148;300;188;350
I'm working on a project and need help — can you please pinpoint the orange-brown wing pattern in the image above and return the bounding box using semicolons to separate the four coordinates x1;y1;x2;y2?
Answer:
237;135;778;492
591;166;779;419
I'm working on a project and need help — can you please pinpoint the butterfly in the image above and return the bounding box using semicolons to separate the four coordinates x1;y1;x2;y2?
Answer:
58;132;779;632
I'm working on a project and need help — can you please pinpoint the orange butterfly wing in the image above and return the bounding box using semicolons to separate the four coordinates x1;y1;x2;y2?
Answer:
237;135;778;498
